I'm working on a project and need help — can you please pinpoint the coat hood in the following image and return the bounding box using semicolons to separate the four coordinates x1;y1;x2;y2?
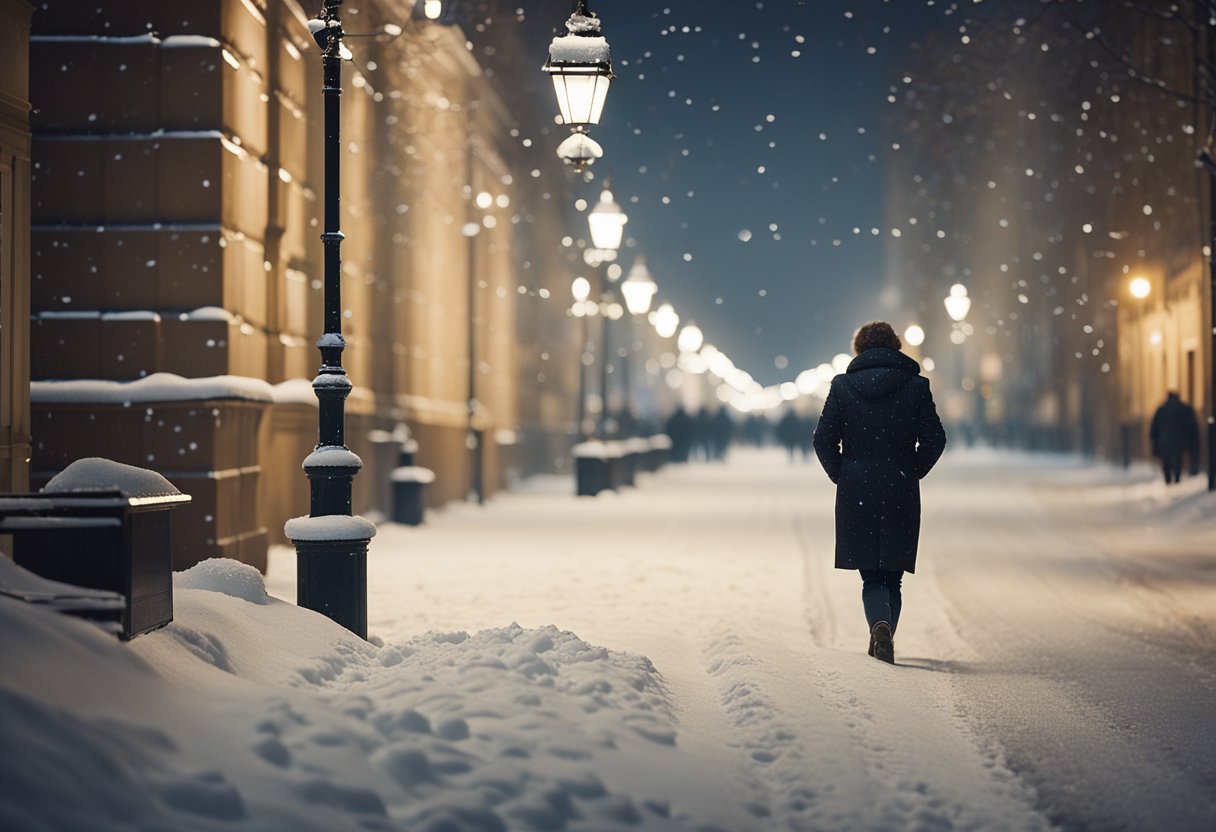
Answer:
843;348;921;400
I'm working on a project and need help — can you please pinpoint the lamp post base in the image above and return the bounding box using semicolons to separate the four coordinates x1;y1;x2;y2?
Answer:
293;537;370;640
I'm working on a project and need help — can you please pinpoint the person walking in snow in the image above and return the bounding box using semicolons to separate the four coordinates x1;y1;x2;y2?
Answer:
812;321;947;664
1149;391;1200;485
776;409;803;461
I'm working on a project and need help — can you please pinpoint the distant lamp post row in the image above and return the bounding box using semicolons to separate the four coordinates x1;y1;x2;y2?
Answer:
544;0;614;171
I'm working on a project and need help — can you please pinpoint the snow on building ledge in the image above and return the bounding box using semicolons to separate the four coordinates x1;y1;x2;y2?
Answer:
31;373;275;405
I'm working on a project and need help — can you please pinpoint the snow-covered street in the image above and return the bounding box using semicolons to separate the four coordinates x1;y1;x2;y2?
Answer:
5;449;1216;831
261;448;1216;831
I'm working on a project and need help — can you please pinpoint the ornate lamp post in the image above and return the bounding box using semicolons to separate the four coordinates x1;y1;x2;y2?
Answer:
619;257;658;432
571;276;594;438
584;189;626;436
1125;276;1153;465
286;1;374;639
544;0;613;172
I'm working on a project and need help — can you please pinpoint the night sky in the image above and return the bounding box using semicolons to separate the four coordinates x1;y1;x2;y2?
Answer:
574;0;957;385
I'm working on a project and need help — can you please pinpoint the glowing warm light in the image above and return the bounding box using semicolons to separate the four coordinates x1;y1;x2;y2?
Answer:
620;257;657;316
1129;276;1151;300
796;370;821;395
944;283;971;322
571;276;591;302
903;324;925;347
677;323;704;354
587;190;627;252
652;303;679;338
780;382;799;401
832;353;852;374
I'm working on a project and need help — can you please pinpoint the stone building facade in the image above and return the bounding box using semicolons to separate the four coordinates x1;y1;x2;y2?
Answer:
883;4;1211;464
20;0;586;569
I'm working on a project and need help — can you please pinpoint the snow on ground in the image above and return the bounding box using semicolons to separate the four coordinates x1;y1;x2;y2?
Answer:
4;447;1215;831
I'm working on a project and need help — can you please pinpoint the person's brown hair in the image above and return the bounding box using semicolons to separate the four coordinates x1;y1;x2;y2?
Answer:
852;321;901;355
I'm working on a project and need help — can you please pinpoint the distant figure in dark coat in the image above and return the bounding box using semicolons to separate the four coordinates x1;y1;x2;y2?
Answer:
1149;392;1200;485
711;408;735;460
776;410;803;461
798;415;817;461
813;321;947;664
664;407;694;463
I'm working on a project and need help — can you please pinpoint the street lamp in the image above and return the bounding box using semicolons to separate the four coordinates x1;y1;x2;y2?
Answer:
678;322;704;354
544;0;613;172
1125;275;1152;466
572;276;594;438
944;283;971;322
288;0;374;640
621;256;657;316
619;258;658;431
652;302;679;339
587;189;627;256
903;324;925;348
584;191;625;437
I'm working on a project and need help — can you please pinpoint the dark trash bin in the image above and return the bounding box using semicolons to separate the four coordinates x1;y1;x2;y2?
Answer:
573;441;620;497
391;466;434;525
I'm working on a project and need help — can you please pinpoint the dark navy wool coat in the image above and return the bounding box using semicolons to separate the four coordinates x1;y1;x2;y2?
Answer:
812;348;947;573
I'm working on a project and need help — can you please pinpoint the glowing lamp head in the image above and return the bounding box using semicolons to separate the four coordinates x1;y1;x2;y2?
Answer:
677;323;704;354
903;324;925;347
652;302;679;339
620;257;657;316
944;283;971;322
544;3;613;129
571;276;591;302
1129;276;1151;300
587;189;627;252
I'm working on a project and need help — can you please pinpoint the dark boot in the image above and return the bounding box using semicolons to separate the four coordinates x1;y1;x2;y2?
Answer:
870;621;894;664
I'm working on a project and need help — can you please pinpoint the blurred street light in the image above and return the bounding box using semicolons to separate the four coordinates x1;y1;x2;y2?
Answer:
904;324;925;347
1129;276;1151;300
652;302;679;339
678;323;704;354
587;189;627;254
944;283;972;322
620;257;657;316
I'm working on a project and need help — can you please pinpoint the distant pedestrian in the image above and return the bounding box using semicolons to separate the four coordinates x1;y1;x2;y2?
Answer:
812;321;947;664
798;415;817;461
1149;392;1200;485
664;407;694;463
711;408;735;460
776;410;803;461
